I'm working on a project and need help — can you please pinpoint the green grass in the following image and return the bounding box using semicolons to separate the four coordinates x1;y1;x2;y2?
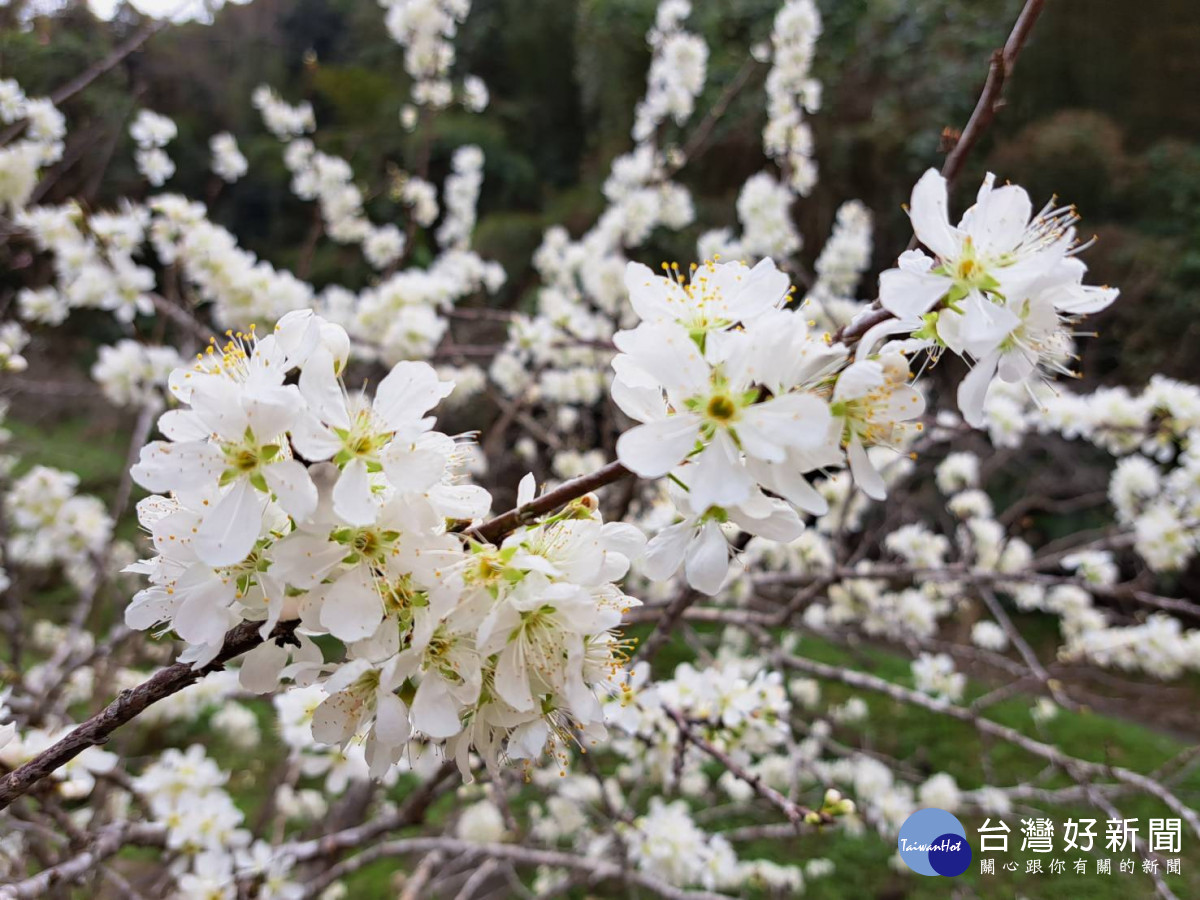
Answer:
6;416;131;497
640;627;1200;899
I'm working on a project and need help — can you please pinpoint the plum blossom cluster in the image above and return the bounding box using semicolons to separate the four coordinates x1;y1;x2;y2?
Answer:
808;199;874;314
699;170;804;262
134;744;307;899
0;77;65;211
145;194;315;327
130;109;178;187
245;78;505;353
278;135;376;247
911;652;966;702
435;145;484;251
251;85;315;140
15;200;158;324
480;3;716;420
874;169;1119;425
318;247;505;364
5;465;113;588
955;369;1200;583
124;311;642;776
612;255;925;593
632;0;708;143
210;132;248;183
760;0;822;195
91;339;185;409
0;322;30;372
398;173;439;225
746;430;1200;681
380;0;478;108
599;648;834;892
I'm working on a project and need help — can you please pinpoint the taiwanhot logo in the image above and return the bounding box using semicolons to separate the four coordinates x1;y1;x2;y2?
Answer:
897;808;973;877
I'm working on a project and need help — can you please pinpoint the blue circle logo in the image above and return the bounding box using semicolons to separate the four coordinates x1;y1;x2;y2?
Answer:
897;808;972;877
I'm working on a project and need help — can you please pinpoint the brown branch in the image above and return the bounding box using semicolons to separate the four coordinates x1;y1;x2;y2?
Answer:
669;57;763;175
940;0;1047;189
0;822;164;898
398;851;443;900
0;18;169;147
832;0;1048;346
289;760;456;864
975;585;1078;711
149;292;218;344
633;586;699;664
663;706;827;831
465;460;633;544
0;620;295;811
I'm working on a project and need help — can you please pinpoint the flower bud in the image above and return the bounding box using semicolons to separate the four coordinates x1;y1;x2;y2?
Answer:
319;322;350;374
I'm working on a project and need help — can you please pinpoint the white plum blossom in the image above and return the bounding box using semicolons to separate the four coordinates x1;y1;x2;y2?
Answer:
210;132;249;183
875;169;1117;425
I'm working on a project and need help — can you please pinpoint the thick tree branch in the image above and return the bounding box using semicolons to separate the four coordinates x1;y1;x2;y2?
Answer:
0;620;294;811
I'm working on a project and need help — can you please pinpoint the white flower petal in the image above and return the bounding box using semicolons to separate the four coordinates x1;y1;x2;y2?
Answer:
616;414;701;478
412;677;464;738
847;434;887;501
684;520;730;595
311;692;360;746
957;352;1000;428
130;440;223;493
373;691;412;747
879;267;949;320
298;347;351;429
968;181;1032;256
332;458;379;526
194;478;263;567
642;520;695;582
908;168;962;260
319;569;383;643
493;643;534;711
687;430;754;511
738;393;831;459
374;361;452;429
239;640;289;693
263;458;318;522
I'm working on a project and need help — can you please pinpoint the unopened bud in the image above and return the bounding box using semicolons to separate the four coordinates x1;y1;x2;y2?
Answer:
320;322;350;374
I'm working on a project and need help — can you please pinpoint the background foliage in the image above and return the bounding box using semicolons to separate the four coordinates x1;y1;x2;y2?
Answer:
3;1;1200;896
6;0;1200;385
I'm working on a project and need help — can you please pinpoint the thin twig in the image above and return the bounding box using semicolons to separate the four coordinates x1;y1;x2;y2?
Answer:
833;0;1049;346
663;707;826;831
465;461;632;544
0;822;164;898
0;18;169;147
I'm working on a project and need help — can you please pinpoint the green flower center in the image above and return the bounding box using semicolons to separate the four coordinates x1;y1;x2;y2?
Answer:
706;394;737;422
